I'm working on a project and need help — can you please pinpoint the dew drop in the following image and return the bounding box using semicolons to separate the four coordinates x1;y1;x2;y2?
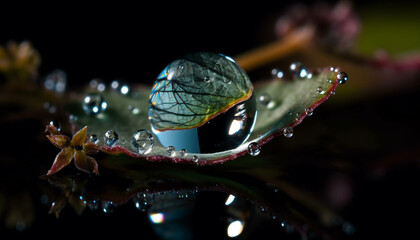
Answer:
337;72;348;84
82;94;107;115
271;68;284;79
247;142;261;156
43;70;67;93
167;146;176;156
89;134;99;144
120;84;130;95
192;155;199;163
132;130;154;155
305;108;313;116
258;93;272;106
327;79;332;84
179;149;187;157
48;120;61;131
317;87;325;95
283;127;293;138
110;80;120;90
104;130;118;147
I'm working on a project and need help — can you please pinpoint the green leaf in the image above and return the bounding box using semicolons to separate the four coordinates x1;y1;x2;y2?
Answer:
68;66;341;165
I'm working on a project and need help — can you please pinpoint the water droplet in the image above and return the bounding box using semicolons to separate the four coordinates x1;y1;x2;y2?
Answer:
337;72;348;84
110;80;120;90
298;68;308;78
131;130;154;154
43;70;67;93
192;155;199;163
104;130;118;147
271;68;284;79
167;146;176;156
48;120;61;131
150;52;256;154
327;79;332;84
101;201;115;214
283;127;293;138
305;108;313;116
247;142;261;156
179;149;187;157
68;114;78;123
82;94;107;115
89;134;99;144
97;82;106;92
289;62;303;74
258;93;272;106
331;91;336;95
295;112;301;120
317;87;325;95
120;84;130;95
306;72;313;79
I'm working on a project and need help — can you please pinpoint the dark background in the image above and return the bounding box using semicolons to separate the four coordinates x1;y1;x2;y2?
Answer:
0;1;343;87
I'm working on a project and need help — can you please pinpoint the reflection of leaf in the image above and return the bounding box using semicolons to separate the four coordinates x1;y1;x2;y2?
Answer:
69;65;341;165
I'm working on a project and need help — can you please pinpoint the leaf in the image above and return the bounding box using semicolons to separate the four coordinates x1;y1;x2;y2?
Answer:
67;65;341;165
71;126;87;147
74;150;99;175
46;134;71;149
47;147;74;175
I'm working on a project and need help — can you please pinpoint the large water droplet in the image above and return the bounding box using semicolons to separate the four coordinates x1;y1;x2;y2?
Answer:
132;130;154;155
337;72;348;84
104;130;118;146
192;155;199;163
247;142;261;156
283;127;293;138
149;52;257;154
82;94;107;115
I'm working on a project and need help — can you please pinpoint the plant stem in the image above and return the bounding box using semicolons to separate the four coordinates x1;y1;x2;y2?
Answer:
235;27;314;72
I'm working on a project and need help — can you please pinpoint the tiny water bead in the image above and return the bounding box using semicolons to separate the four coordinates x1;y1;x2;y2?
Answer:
149;52;257;154
131;130;154;155
48;120;61;131
82;94;107;116
104;129;118;146
89;134;99;144
179;149;187;157
305;108;313;116
337;72;348;84
258;93;272;106
247;142;261;156
192;155;199;163
283;127;293;138
44;70;67;93
166;146;176;156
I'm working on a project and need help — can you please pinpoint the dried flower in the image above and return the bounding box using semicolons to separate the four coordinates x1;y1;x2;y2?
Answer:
45;125;99;175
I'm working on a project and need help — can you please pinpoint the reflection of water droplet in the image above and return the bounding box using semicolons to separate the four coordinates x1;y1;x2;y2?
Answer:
104;130;118;146
179;149;187;157
283;127;293;138
247;142;261;156
132;130;154;154
102;201;115;214
48;120;61;131
89;134;99;144
133;193;153;212
192;155;199;163
337;72;348;84
305;108;313;116
82;94;107;115
167;146;176;156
